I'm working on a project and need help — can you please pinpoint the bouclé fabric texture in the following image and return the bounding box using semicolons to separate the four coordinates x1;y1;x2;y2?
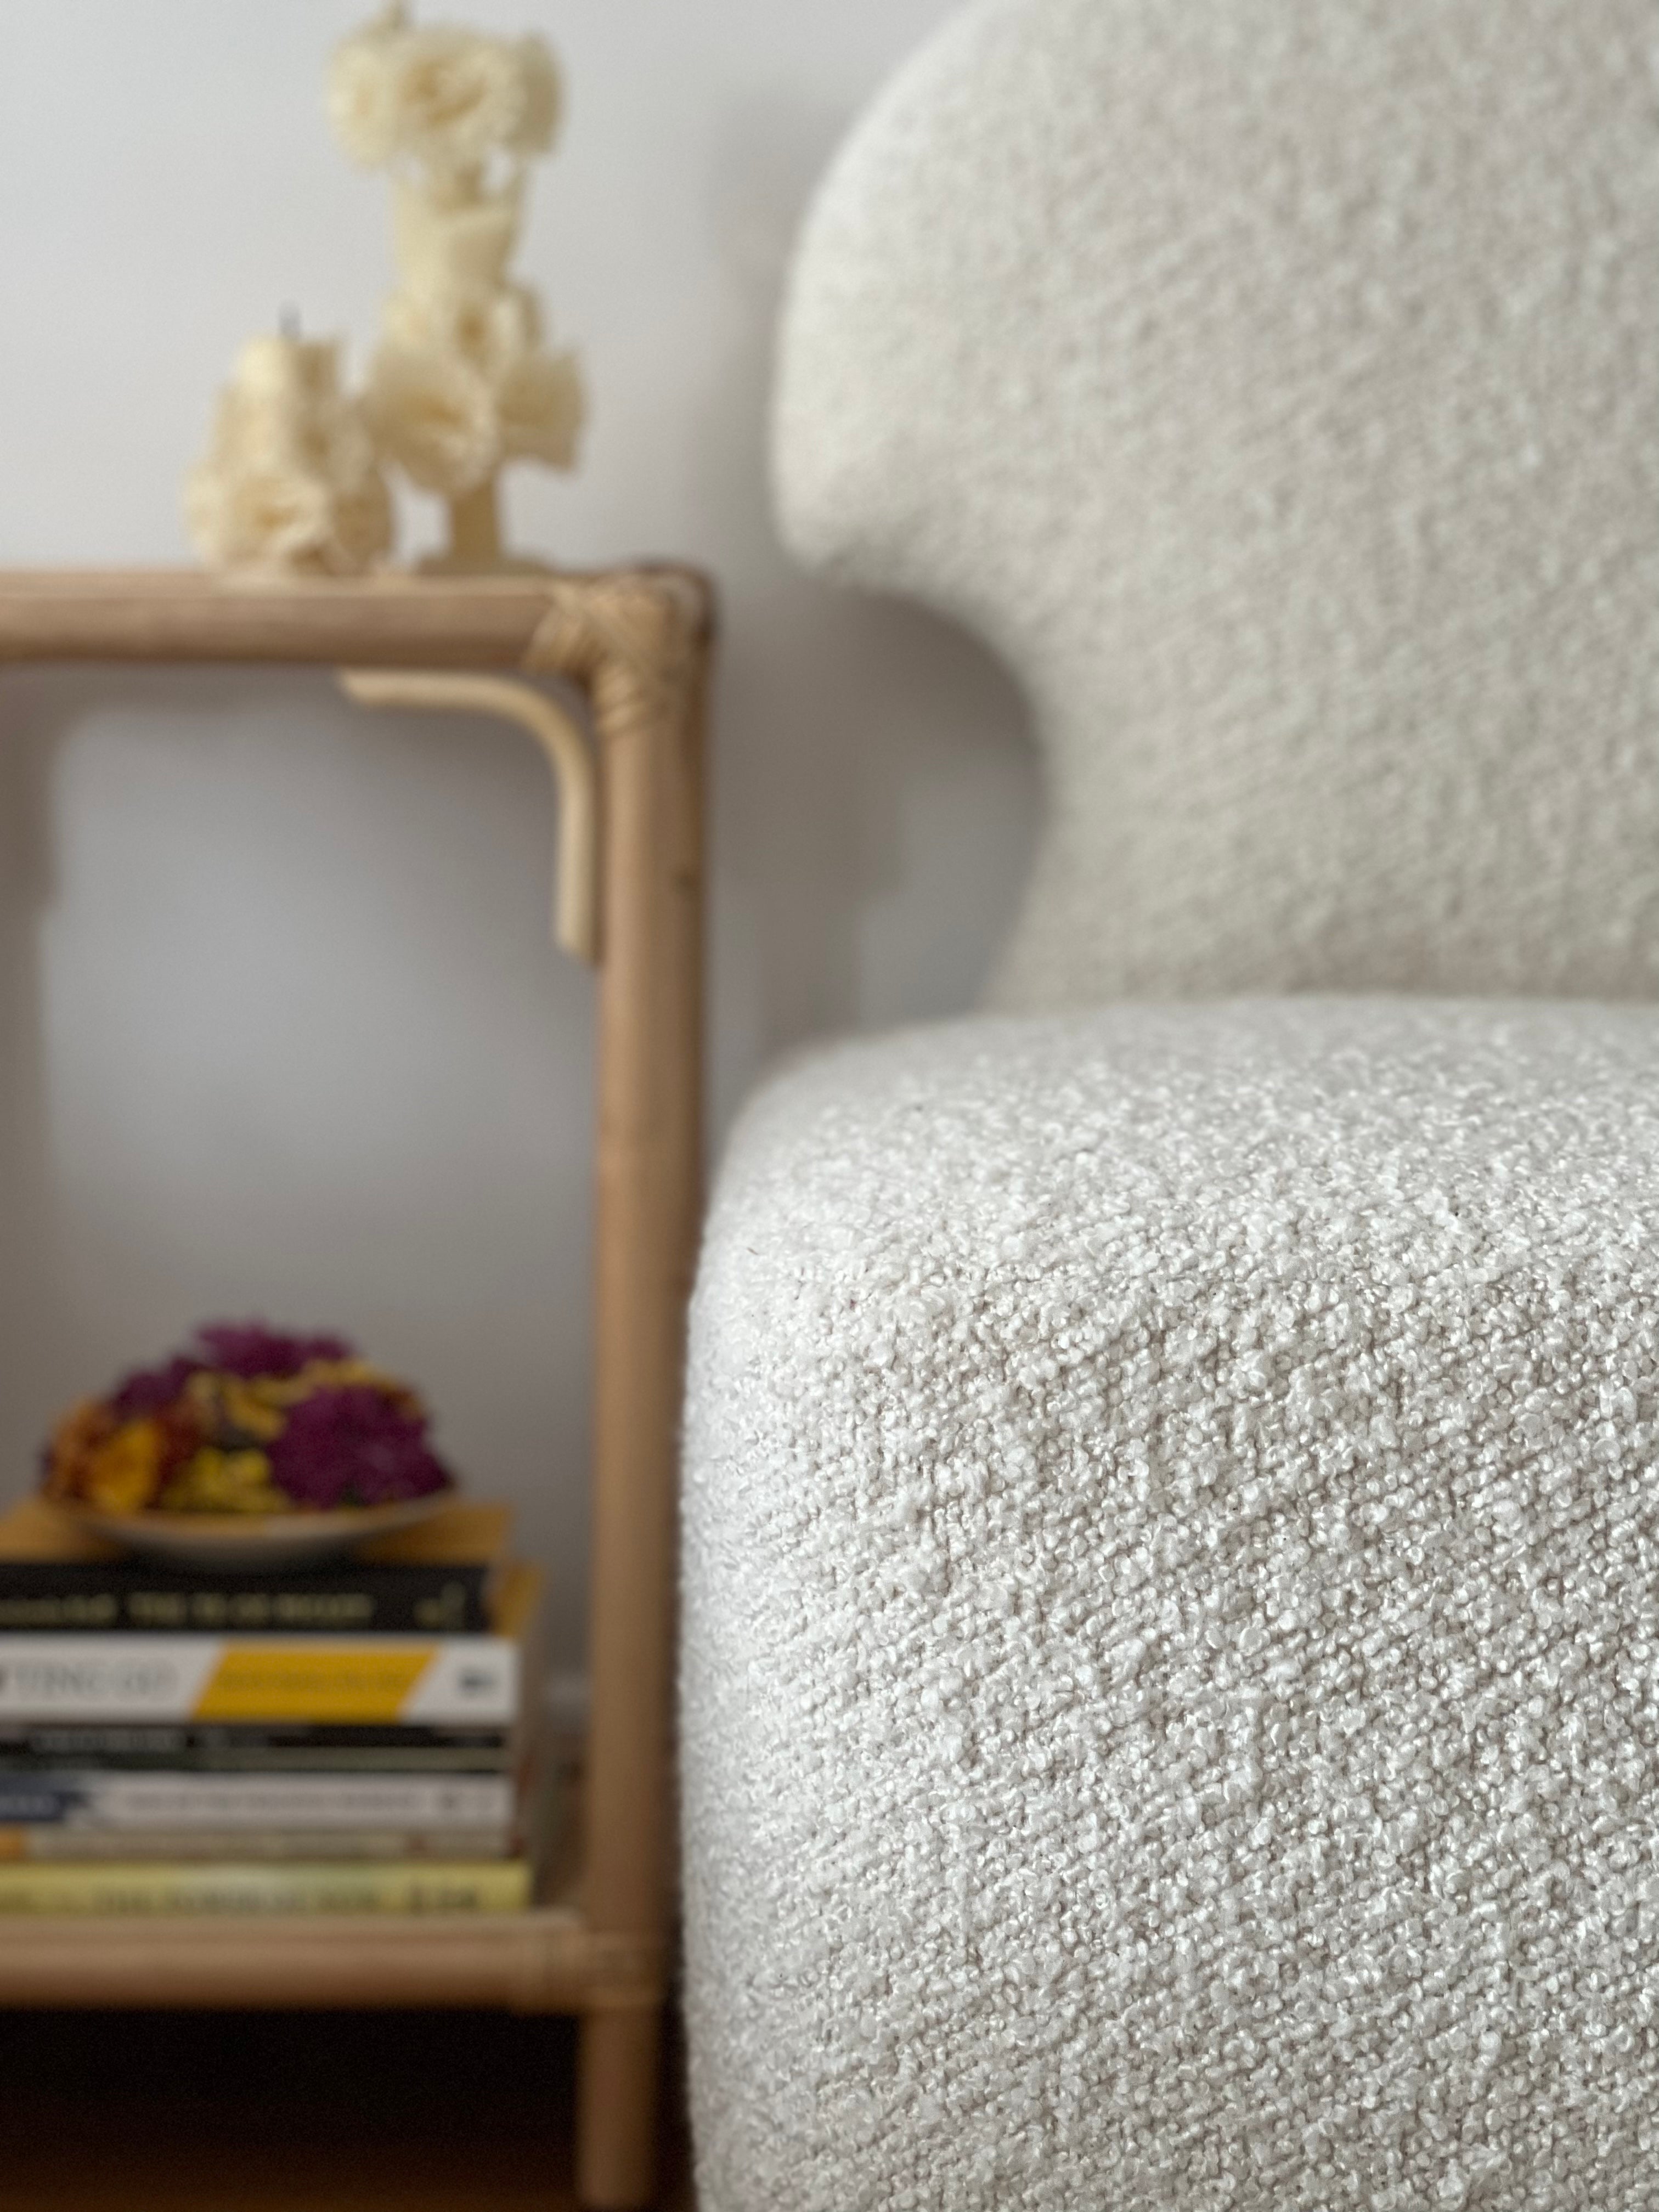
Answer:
690;0;1659;2202
774;0;1659;1007
683;1002;1659;2208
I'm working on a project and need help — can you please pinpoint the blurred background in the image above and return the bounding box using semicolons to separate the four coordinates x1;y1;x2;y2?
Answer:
0;1;1036;1669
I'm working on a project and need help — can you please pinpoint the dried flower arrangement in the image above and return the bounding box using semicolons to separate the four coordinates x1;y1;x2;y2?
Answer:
42;1324;454;1516
185;3;583;578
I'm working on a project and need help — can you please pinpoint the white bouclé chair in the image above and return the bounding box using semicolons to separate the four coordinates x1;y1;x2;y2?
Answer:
682;3;1659;2204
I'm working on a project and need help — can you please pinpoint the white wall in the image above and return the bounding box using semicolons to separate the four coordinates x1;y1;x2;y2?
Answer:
0;1;1036;1664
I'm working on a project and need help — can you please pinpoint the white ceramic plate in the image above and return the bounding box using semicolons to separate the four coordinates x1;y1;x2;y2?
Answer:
57;1496;453;1573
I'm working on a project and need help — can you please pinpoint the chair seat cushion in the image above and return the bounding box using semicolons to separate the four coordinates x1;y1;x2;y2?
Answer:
682;999;1659;2211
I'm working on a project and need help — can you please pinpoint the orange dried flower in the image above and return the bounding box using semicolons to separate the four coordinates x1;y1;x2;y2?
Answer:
42;1398;116;1502
81;1420;168;1513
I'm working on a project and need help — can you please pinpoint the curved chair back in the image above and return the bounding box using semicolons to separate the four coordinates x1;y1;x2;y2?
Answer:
774;0;1659;1008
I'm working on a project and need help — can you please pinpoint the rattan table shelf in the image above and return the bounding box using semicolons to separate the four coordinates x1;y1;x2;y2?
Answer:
0;567;712;2212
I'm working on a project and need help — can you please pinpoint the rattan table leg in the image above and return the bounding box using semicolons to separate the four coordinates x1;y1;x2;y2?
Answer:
577;2001;663;2208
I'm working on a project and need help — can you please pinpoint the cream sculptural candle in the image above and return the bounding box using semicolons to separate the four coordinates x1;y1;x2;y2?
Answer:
329;2;585;570
185;324;393;576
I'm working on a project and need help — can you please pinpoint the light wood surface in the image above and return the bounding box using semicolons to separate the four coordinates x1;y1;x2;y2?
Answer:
0;566;712;2210
339;667;602;962
554;571;708;2210
0;1903;624;2013
580;2006;668;2210
0;566;696;667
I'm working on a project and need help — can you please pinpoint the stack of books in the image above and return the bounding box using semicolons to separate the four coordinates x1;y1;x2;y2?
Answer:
0;1498;548;1914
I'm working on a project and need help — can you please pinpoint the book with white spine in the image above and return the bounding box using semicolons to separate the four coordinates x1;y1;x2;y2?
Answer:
0;1770;516;1830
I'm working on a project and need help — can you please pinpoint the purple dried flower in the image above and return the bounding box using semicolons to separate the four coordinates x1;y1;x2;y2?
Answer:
110;1355;204;1421
194;1323;356;1381
266;1385;452;1509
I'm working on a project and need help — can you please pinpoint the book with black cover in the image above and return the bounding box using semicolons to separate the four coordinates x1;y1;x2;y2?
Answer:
0;1498;511;1634
0;1722;514;1771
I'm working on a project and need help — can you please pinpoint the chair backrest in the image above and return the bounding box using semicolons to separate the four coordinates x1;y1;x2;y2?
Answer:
774;0;1659;1010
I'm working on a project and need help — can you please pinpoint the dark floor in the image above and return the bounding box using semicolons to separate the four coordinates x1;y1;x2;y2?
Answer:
0;2007;692;2210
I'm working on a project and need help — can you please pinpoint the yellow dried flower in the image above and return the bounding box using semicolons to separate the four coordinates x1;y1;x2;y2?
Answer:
217;1379;287;1443
82;1421;167;1514
162;1448;285;1516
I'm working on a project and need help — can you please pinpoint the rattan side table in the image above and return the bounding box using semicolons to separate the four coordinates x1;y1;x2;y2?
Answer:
0;566;712;2211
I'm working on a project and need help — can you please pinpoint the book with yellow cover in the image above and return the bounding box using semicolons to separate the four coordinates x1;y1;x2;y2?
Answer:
0;1858;532;1914
0;1565;542;1727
